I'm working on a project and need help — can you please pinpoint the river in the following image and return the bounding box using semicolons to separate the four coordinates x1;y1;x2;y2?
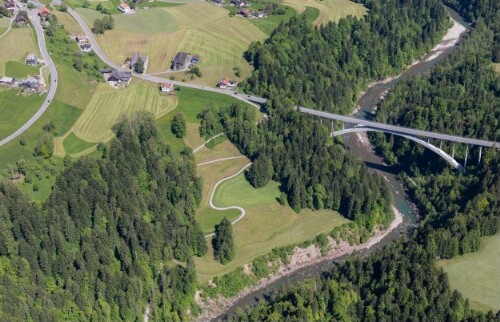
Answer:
214;8;469;320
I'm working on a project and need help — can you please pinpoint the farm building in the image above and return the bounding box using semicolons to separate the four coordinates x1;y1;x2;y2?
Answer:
0;77;14;86
231;0;247;7
25;54;37;65
160;82;173;93
130;52;146;69
172;52;189;71
15;13;28;26
118;2;130;13
20;76;45;93
237;9;252;17
38;6;50;18
80;44;92;52
218;76;229;89
75;35;87;44
101;69;132;86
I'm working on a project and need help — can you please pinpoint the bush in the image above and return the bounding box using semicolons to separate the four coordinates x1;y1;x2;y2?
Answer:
171;113;186;138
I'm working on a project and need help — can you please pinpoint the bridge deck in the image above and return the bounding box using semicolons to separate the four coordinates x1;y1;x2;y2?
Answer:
299;107;500;148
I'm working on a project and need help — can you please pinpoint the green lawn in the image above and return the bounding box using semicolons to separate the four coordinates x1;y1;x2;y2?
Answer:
4;61;40;78
197;208;240;233
77;7;180;33
0;90;45;140
63;132;96;155
195;172;349;281
157;112;185;153
440;233;500;312
248;5;298;35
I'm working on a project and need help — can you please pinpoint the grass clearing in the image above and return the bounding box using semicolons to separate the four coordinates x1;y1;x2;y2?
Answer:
72;80;177;143
4;61;40;78
77;8;179;33
283;0;366;26
195;154;250;234
248;5;297;35
0;27;40;76
440;233;500;312
194;158;348;281
63;132;96;155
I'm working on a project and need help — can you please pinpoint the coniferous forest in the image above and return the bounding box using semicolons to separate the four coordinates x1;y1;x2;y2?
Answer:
0;114;206;320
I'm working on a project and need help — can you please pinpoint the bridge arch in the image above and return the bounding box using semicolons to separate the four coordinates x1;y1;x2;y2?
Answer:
332;126;462;170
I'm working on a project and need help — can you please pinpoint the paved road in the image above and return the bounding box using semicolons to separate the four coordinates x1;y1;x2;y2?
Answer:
300;107;500;148
66;8;267;107
0;15;58;147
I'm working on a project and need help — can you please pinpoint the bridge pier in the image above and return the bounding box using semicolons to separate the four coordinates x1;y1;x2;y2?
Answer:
330;120;334;136
478;146;482;165
440;141;443;149
452;144;455;158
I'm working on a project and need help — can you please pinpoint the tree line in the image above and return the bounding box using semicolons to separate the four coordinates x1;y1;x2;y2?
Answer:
0;113;206;321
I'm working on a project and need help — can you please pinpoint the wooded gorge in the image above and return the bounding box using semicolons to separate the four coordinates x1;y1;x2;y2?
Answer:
242;0;449;113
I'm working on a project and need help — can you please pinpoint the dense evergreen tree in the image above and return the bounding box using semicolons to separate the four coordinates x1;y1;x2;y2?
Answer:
213;218;235;264
0;113;206;321
171;112;187;138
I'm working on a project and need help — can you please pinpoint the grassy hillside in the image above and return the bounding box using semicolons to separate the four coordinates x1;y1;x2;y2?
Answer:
194;166;348;281
0;28;40;76
440;233;500;312
283;0;366;26
77;4;266;85
71;80;177;143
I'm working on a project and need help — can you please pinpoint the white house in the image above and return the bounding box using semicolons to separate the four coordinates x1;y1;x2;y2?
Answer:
118;2;130;13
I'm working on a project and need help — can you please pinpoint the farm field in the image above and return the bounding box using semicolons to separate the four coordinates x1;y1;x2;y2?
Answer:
71;80;177;143
77;3;266;85
0;17;10;36
0;28;40;76
440;233;500;312
5;61;39;78
53;11;85;35
63;132;96;156
283;0;366;26
194;165;349;281
0;90;45;140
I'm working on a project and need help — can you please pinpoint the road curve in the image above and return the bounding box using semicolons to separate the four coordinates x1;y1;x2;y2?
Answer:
0;15;58;147
66;8;267;107
204;162;252;238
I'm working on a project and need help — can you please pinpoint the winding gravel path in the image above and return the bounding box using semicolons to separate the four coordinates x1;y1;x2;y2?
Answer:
193;133;225;153
204;162;252;238
0;17;13;40
197;156;245;167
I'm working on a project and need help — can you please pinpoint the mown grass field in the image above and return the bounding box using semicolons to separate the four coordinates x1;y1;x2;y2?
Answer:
194;167;349;281
5;61;40;78
71;80;177;143
53;11;85;35
195;151;249;234
0;90;45;140
78;3;266;85
63;132;96;155
283;0;366;26
0;18;10;35
0;28;40;76
440;233;500;312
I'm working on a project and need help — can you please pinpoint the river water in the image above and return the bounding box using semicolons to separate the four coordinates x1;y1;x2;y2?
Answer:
215;8;469;320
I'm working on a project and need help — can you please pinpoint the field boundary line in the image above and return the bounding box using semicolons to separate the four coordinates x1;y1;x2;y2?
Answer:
204;162;252;238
